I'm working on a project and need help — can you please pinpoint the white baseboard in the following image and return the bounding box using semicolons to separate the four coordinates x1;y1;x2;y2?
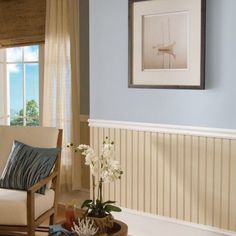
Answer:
114;208;236;236
89;119;236;139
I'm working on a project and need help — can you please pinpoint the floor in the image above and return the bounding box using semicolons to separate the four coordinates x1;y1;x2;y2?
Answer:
58;189;89;207
35;190;89;236
7;190;231;236
112;210;232;236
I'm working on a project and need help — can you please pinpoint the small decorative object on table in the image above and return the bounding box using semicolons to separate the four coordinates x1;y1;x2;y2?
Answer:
64;200;78;231
72;218;98;236
68;137;126;236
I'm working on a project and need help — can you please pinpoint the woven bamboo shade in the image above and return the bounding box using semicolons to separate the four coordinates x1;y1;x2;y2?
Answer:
0;0;46;48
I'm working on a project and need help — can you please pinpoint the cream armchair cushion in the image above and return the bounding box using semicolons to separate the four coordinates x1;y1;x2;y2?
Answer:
0;188;55;225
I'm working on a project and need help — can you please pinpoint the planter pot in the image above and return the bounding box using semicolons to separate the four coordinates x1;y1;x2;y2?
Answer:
106;219;128;236
62;218;128;236
87;216;128;236
72;209;128;236
88;214;114;235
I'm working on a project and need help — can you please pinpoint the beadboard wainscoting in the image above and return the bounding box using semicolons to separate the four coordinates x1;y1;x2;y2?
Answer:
89;119;236;232
80;115;90;189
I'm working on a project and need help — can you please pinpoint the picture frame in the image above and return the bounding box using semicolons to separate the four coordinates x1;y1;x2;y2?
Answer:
129;0;206;89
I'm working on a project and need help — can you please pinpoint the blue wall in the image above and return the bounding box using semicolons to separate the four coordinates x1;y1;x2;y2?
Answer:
89;0;236;129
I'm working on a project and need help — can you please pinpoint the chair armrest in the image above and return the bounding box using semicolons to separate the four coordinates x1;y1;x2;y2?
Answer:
27;171;58;194
26;171;58;227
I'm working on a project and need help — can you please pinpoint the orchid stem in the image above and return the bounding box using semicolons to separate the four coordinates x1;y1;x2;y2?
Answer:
92;175;95;203
99;178;103;202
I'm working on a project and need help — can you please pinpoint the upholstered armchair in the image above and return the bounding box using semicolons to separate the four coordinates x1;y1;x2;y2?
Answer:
0;125;62;236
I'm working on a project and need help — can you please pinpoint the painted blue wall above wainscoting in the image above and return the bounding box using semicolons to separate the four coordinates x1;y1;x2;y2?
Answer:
89;0;236;129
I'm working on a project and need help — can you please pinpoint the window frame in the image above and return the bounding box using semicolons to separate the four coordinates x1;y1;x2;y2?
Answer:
1;44;44;126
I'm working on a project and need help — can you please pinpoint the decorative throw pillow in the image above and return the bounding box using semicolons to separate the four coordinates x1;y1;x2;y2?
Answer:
0;140;60;194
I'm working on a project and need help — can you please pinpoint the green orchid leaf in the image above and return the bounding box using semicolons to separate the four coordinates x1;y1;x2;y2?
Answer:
102;200;116;207
104;204;122;213
103;200;116;205
81;199;93;208
95;199;103;208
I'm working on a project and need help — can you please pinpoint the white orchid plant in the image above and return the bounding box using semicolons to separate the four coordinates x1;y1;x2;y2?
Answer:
71;137;123;218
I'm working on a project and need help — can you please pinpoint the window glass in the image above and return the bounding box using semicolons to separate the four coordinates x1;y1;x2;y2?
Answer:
6;47;22;62
25;63;39;126
24;45;39;62
7;64;23;126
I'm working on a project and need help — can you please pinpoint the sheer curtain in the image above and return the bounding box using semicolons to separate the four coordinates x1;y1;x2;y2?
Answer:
43;0;81;191
0;49;8;125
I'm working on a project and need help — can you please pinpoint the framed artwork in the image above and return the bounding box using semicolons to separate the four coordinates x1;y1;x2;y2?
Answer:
129;0;206;89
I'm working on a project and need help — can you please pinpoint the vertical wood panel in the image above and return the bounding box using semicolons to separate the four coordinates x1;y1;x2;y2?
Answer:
115;128;121;205
81;121;90;189
170;134;177;218
138;131;145;211
90;126;236;232
198;137;207;225
213;138;222;228
144;132;151;213
120;129;127;207
151;132;157;215
191;136;199;223
206;138;214;226
109;128;116;203
104;128;110;201
126;130;133;209
221;139;230;229
177;134;184;220
230;140;236;231
184;135;191;221
164;134;171;217
132;131;139;210
93;127;99;201
157;133;164;215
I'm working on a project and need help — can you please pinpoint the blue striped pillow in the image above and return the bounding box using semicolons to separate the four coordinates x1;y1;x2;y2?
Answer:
0;140;59;194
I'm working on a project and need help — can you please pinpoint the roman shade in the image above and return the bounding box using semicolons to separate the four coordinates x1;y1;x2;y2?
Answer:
0;0;46;48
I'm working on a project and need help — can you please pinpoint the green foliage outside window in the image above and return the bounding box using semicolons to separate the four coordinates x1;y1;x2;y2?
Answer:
10;100;39;126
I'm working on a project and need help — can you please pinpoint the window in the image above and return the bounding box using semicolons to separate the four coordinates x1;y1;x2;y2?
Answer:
0;45;43;126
